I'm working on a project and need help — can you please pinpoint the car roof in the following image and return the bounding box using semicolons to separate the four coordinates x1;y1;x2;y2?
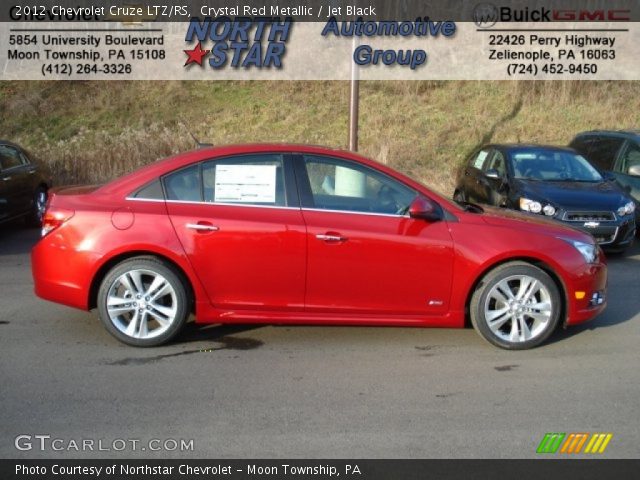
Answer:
96;143;437;201
483;144;577;153
573;130;640;138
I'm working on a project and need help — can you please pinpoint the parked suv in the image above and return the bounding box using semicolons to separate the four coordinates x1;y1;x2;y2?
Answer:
453;144;636;252
569;130;640;231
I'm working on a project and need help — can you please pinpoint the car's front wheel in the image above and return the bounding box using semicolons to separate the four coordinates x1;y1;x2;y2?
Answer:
470;262;562;350
97;257;191;347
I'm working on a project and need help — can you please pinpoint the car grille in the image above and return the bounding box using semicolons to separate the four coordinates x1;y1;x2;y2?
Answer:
563;211;616;222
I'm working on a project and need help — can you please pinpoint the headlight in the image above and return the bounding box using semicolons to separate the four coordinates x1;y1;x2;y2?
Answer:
519;198;542;213
561;239;598;264
520;197;556;216
617;201;635;217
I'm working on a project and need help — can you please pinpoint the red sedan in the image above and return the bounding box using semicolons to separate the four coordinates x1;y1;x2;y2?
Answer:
32;145;607;349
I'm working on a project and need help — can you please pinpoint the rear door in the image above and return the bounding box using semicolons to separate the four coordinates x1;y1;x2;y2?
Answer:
0;144;31;220
296;154;454;316
164;153;307;311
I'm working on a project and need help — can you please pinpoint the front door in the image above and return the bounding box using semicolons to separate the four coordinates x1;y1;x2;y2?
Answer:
296;154;455;317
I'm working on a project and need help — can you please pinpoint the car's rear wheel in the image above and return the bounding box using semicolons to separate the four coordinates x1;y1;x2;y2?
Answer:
27;186;47;227
470;262;562;350
97;257;190;347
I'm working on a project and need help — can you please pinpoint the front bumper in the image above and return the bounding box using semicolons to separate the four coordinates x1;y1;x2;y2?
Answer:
558;214;635;250
565;261;608;326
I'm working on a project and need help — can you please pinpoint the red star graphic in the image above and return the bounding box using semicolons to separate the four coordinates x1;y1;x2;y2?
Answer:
184;42;210;66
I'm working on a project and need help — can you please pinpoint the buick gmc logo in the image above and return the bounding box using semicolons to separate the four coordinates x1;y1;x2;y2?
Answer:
472;4;631;27
473;3;498;28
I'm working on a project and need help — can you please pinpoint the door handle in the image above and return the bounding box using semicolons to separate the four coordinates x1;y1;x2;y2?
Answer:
2;176;11;181
316;233;348;243
186;223;219;232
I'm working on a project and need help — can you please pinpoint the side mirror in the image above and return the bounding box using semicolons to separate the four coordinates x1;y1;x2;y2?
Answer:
486;168;505;180
628;165;640;177
485;168;500;179
409;196;442;222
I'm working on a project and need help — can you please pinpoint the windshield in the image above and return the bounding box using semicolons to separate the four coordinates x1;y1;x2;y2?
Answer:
509;149;603;182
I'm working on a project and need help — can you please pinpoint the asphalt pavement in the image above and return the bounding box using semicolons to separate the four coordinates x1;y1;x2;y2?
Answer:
1;226;639;459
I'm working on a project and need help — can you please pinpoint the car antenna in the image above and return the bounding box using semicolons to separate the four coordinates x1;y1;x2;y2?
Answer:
181;120;213;148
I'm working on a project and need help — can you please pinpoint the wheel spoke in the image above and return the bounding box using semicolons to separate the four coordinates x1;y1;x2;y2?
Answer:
119;275;136;296
145;275;166;298
496;280;515;301
528;301;552;313
125;310;140;337
150;282;172;302
527;311;550;322
509;316;519;342
486;306;509;322
488;313;512;333
150;302;176;320
518;316;532;341
148;308;171;327
136;312;149;338
127;271;145;295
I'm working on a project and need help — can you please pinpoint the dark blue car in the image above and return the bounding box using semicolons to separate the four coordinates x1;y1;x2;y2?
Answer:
454;144;636;252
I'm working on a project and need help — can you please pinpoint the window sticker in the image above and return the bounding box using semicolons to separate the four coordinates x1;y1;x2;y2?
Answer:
473;150;488;169
214;164;277;203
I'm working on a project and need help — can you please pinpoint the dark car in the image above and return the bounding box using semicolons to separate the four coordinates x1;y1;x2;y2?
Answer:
0;141;50;227
453;144;636;252
569;130;640;230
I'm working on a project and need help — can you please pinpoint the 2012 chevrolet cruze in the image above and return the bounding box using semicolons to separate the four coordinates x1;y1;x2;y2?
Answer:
32;145;607;349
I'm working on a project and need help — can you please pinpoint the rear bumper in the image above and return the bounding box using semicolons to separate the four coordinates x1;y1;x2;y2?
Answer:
565;261;607;326
31;235;100;311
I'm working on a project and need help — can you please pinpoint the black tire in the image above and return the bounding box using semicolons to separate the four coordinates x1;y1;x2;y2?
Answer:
470;262;562;350
97;256;191;347
27;186;47;227
453;190;466;203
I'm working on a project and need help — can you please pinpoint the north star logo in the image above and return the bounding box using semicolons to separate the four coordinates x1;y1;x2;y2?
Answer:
184;42;210;66
183;17;292;69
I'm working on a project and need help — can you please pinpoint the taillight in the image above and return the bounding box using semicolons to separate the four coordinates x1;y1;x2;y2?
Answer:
41;208;74;237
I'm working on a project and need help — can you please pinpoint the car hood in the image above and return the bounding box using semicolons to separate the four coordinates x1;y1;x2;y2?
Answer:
479;205;592;242
515;179;628;210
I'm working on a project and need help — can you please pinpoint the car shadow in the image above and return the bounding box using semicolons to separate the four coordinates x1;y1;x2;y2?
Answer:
175;322;266;346
0;225;40;256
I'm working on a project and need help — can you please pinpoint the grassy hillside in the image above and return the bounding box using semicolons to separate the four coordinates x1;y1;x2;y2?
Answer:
1;81;639;195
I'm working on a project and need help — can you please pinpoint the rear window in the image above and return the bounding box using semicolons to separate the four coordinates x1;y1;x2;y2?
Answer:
133;180;164;200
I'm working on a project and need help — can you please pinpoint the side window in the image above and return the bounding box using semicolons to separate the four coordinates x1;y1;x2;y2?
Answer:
569;136;591;156
134;179;164;200
617;141;640;175
470;149;490;171
0;145;27;170
587;137;624;171
202;154;286;206
484;150;507;177
164;165;202;202
302;155;416;215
